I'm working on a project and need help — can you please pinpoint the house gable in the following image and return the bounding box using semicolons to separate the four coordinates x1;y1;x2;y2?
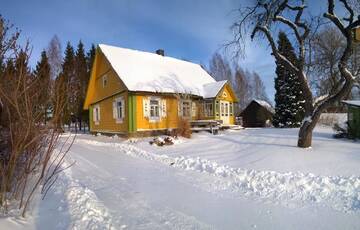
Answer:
215;82;237;102
84;47;128;110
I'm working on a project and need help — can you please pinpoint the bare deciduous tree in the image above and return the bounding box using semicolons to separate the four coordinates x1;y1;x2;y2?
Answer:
230;0;359;147
46;35;62;80
309;25;360;97
0;16;72;217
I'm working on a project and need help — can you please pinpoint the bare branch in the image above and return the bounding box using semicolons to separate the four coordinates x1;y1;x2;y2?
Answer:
339;0;354;23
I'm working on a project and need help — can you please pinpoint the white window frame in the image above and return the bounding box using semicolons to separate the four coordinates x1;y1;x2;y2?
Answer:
229;102;233;116
204;102;213;117
114;97;124;123
93;104;100;125
181;100;191;118
102;74;108;88
149;97;161;122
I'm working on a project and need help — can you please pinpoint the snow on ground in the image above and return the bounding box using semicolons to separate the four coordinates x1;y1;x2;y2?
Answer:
1;126;359;229
137;126;360;177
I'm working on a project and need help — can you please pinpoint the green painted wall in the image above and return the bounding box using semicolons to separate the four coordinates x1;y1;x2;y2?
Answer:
348;106;360;138
128;94;137;133
215;100;219;119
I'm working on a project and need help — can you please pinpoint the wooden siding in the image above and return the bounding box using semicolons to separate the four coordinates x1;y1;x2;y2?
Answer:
89;91;129;133
85;48;238;133
240;101;273;127
136;94;180;131
215;84;236;124
84;48;128;109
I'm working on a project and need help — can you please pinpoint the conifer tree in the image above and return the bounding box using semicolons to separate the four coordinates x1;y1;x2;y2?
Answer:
83;44;96;129
74;40;88;130
58;42;75;127
87;44;96;75
34;50;51;123
273;32;305;128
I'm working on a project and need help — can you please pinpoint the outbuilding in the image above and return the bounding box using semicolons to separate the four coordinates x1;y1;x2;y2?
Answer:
240;100;274;127
342;100;360;138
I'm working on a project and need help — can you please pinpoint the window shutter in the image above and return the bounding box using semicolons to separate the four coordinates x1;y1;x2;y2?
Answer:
93;107;96;122
215;100;219;116
143;97;149;118
112;101;117;119
121;98;125;118
161;99;167;117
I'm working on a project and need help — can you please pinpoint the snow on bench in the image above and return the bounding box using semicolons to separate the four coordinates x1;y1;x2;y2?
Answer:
190;120;221;135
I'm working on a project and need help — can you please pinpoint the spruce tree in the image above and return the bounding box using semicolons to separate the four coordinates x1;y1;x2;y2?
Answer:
75;40;88;130
83;44;96;129
59;42;75;127
87;44;96;75
34;50;51;123
273;32;305;128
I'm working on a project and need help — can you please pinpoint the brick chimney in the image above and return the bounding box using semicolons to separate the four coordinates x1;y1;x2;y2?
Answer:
155;49;165;56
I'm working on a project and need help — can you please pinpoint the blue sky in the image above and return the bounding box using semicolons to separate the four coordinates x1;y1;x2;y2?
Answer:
1;0;328;101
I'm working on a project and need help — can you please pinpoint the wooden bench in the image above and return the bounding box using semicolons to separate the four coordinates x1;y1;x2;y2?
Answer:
190;120;222;135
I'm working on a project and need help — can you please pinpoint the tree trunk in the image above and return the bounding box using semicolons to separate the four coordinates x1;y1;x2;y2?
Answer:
297;121;314;148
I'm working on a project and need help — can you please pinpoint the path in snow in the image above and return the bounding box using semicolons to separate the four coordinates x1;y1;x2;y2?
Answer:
33;134;359;230
77;138;360;213
25;128;359;230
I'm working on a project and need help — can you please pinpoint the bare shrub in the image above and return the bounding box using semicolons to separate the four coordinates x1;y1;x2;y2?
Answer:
176;118;192;138
0;15;71;217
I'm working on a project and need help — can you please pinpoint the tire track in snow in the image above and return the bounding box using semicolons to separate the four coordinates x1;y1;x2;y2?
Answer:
76;139;360;213
58;162;116;230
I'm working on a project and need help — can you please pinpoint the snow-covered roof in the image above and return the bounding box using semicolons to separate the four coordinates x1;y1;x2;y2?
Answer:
253;99;275;114
99;44;221;98
342;100;360;107
202;80;228;98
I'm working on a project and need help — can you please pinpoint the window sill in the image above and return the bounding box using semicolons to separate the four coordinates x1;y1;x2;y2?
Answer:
94;121;100;125
115;119;123;124
149;117;160;123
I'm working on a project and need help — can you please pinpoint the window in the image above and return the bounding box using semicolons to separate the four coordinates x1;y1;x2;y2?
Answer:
93;105;100;125
150;99;160;120
230;102;233;116
102;74;108;88
215;100;219;116
204;102;213;117
223;92;227;98
182;101;191;117
220;102;224;116
116;101;123;119
191;102;196;117
225;103;229;116
113;97;124;123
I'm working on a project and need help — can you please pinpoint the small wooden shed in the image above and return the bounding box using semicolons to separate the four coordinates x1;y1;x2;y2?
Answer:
240;100;274;127
342;100;360;138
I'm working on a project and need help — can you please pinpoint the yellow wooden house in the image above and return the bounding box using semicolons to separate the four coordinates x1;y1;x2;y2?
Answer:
83;44;238;136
